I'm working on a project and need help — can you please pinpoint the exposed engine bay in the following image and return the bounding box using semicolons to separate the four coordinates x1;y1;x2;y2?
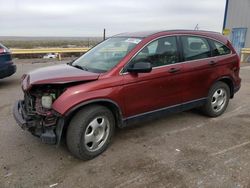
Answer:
20;84;67;144
24;85;65;126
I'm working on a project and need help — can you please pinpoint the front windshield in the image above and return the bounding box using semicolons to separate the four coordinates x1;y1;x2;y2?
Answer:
72;37;142;73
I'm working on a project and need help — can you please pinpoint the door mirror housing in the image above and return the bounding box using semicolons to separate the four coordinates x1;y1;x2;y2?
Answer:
127;62;152;73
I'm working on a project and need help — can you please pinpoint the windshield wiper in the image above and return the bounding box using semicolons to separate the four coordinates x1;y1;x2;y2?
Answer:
72;64;89;71
67;61;74;65
67;58;79;65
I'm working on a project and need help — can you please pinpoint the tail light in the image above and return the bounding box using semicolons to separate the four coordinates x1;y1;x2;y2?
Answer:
236;54;241;68
231;55;240;76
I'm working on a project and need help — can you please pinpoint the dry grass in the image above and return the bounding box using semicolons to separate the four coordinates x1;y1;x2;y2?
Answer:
0;38;102;59
1;39;101;49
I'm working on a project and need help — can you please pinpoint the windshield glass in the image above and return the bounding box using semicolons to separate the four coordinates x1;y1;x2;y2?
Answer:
72;37;142;73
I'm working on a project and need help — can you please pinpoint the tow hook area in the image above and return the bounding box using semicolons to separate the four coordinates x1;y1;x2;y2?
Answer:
13;100;65;145
40;118;64;145
41;129;56;144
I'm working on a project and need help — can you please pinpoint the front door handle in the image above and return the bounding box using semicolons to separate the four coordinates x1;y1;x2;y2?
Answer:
209;61;217;66
168;67;181;73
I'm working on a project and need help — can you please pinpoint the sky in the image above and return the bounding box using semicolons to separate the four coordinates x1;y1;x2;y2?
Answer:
0;0;226;37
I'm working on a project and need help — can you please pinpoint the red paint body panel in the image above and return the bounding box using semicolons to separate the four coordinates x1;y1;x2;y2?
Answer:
121;64;183;117
20;30;241;120
22;64;100;90
52;75;125;115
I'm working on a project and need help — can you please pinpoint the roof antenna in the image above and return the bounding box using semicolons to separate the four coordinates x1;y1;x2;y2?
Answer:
194;24;199;30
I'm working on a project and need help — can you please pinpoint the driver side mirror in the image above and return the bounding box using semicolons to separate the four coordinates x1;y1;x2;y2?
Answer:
127;62;152;73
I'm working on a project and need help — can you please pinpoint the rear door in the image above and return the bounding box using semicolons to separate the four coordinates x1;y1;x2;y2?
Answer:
180;35;217;103
121;36;184;118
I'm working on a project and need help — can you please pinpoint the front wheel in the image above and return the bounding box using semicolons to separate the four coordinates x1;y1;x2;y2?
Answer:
202;82;230;117
66;105;115;160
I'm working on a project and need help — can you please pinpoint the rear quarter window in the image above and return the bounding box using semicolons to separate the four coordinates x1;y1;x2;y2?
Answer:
210;40;231;56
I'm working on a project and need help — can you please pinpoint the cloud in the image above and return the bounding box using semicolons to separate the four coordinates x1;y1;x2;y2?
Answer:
0;0;226;36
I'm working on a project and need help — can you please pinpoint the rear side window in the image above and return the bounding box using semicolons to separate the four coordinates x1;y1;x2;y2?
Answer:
210;40;231;56
181;36;211;61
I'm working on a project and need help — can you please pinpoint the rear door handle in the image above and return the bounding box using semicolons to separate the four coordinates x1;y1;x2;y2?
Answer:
209;61;217;66
168;67;181;73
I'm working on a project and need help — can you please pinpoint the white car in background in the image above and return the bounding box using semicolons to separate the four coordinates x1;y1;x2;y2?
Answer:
43;53;58;59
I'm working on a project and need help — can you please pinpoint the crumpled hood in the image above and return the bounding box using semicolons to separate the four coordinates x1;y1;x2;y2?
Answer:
22;64;100;90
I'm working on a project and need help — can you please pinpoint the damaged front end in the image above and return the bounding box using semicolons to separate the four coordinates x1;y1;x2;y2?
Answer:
13;64;100;145
13;85;65;145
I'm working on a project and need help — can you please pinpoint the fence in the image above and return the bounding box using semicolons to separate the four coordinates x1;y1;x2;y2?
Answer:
241;48;250;63
10;47;91;60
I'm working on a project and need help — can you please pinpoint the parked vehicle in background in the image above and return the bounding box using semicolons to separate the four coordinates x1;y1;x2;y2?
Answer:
43;53;58;59
13;30;241;160
0;43;16;79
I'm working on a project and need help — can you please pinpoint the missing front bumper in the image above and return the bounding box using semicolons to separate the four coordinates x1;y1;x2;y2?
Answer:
13;100;64;145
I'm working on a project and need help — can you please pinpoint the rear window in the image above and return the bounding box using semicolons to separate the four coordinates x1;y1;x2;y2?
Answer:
181;36;211;61
0;44;9;53
0;44;7;49
210;40;231;56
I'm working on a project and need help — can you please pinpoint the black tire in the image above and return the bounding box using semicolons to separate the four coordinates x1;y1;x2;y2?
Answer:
202;81;230;117
66;105;115;160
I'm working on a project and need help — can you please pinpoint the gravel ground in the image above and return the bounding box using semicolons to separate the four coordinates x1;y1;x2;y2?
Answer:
0;59;250;188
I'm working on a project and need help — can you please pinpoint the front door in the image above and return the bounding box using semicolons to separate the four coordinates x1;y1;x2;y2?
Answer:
121;36;184;119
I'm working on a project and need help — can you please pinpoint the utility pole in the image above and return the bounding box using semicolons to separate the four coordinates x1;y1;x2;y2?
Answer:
103;28;106;41
223;0;229;30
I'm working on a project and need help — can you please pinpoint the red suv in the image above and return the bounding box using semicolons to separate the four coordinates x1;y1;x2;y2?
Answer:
13;30;241;160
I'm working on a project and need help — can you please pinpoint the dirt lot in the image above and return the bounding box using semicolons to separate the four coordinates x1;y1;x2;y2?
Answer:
0;59;250;188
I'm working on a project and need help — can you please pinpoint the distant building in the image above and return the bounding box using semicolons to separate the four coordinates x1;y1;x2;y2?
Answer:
223;0;250;54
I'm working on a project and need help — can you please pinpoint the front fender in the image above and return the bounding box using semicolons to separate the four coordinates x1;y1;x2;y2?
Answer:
52;86;125;116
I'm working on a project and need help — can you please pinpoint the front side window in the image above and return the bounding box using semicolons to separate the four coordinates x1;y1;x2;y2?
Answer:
72;37;141;73
181;36;211;61
129;36;179;68
211;40;231;56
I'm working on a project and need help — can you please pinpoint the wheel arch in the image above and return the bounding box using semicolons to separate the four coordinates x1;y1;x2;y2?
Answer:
62;99;124;135
216;76;234;98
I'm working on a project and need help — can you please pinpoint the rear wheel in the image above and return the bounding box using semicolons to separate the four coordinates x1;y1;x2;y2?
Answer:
66;105;115;160
202;81;230;117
